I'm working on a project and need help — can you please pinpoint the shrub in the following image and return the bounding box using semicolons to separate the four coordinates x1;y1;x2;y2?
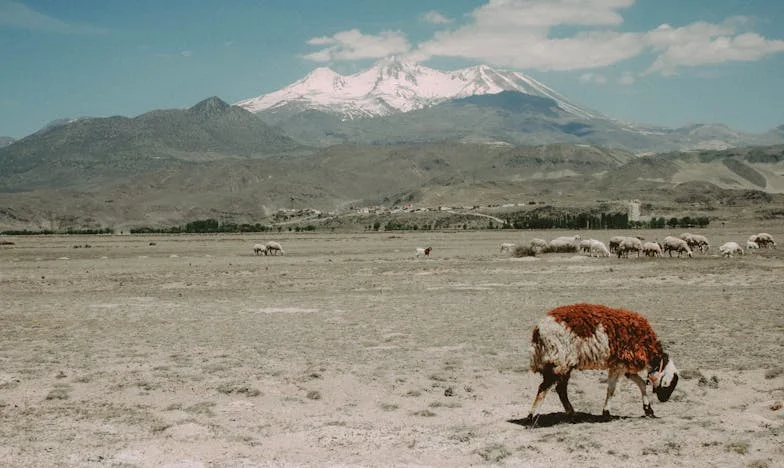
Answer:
513;245;538;257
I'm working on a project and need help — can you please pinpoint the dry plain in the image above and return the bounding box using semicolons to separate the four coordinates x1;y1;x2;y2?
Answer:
1;227;783;467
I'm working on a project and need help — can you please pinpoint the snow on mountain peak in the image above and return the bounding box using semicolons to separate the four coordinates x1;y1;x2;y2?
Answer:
236;58;599;120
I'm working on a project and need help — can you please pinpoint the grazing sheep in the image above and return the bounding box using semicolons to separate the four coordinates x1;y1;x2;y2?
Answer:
588;239;611;257
265;241;285;256
616;237;643;258
662;236;693;258
527;303;679;421
680;233;698;251
719;241;744;257
253;243;267;256
746;240;759;250
548;235;582;252
415;246;432;258
642;241;663;257
500;243;516;253
691;234;710;253
608;236;626;254
529;238;548;251
579;239;593;254
749;233;776;248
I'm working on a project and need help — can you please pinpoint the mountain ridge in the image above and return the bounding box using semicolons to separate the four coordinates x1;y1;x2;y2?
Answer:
239;59;783;153
0;97;306;192
236;58;601;121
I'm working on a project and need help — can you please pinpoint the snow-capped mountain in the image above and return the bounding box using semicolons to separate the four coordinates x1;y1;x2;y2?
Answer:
236;58;600;120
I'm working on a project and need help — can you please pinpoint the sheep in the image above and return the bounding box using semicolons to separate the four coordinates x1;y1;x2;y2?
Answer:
529;238;548;251
253;243;267;256
662;236;693;258
588;239;611;257
691;234;710;253
526;303;679;421
719;241;744;257
415;246;432;258
616;237;643;258
500;243;516;253
746;240;759;250
749;233;776;248
680;233;699;252
265;241;285;256
548;235;582;252
579;239;593;254
642;241;663;257
608;236;626;254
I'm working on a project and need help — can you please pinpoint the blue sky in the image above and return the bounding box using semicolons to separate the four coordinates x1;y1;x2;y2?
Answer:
1;0;783;139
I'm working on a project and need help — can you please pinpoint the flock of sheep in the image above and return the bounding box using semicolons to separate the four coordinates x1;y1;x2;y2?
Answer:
500;232;776;259
251;232;775;261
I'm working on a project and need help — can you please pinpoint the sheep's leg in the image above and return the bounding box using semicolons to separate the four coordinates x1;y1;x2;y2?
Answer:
626;373;655;417
527;367;557;420
601;369;623;418
555;372;574;415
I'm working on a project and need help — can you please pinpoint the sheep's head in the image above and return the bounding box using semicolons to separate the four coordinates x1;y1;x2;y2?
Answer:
424;247;432;255
649;353;679;402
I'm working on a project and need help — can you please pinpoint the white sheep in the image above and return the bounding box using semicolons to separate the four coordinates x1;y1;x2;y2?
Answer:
500;243;516;253
746;240;759;250
415;246;432;258
579;239;593;254
642;241;663;257
719;241;743;257
526;303;679;421
588;239;611;257
616;237;643;258
253;243;267;256
662;236;693;258
529;238;548;251
548;235;582;252
265;241;285;256
749;233;776;248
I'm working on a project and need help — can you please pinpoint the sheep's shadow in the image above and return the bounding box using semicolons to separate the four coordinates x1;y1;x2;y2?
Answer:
508;411;628;428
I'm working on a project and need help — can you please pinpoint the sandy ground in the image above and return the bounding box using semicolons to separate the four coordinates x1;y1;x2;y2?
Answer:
1;228;783;467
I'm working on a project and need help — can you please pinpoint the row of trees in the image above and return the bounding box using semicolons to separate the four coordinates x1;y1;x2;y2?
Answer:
130;219;319;234
2;213;710;235
501;213;710;230
0;227;113;235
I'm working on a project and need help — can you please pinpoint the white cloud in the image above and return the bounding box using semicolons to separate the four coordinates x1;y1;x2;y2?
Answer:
468;0;634;29
645;20;784;75
421;10;453;25
303;0;784;77
0;0;104;34
580;73;607;84
416;28;644;71
618;71;636;85
409;0;644;70
303;29;411;62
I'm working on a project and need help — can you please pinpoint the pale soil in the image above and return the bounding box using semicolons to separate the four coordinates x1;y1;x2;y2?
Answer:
1;228;783;467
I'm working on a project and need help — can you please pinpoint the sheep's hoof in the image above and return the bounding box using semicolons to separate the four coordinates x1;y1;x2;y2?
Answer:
643;404;656;418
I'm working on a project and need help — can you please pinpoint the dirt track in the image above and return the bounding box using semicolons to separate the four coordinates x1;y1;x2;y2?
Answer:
1;229;783;466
